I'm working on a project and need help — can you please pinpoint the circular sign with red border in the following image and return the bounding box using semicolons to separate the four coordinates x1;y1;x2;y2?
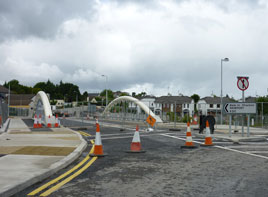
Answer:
237;77;249;91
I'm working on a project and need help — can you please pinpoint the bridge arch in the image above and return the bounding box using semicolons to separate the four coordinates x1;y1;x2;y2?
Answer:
103;96;162;123
32;91;54;124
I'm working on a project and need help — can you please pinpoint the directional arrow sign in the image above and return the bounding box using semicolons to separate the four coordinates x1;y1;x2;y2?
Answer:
224;103;256;114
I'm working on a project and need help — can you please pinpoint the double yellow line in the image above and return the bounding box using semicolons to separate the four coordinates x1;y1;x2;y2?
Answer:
28;131;96;196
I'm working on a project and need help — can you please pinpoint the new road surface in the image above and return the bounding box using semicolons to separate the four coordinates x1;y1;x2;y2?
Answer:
11;118;268;197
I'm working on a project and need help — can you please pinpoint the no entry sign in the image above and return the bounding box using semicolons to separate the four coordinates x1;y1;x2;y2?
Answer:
237;77;249;91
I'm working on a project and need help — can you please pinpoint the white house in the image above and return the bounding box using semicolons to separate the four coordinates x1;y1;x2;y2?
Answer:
155;96;194;117
197;96;233;115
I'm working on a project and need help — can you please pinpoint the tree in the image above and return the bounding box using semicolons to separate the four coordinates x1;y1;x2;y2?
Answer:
191;94;200;113
257;96;268;115
82;91;88;101
120;92;129;96
5;79;37;94
100;89;114;104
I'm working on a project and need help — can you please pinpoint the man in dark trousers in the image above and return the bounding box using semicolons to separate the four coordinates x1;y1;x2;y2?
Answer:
199;115;206;134
206;114;215;134
199;114;216;134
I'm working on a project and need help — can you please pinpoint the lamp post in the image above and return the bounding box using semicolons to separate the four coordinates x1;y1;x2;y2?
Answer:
101;75;108;107
220;57;229;125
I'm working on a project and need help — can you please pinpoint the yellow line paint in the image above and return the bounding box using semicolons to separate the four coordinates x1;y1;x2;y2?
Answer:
27;156;90;196
27;140;95;196
40;157;97;196
78;131;91;137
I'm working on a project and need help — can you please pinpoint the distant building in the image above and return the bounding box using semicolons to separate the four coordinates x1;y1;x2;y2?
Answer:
197;96;233;115
128;95;157;114
8;94;35;107
87;93;99;103
155;96;194;117
55;99;65;107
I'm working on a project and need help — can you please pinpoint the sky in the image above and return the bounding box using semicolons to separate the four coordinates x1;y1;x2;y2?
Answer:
0;0;268;99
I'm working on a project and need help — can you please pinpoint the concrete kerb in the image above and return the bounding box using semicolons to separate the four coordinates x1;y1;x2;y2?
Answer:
0;118;10;133
0;128;87;197
195;133;266;143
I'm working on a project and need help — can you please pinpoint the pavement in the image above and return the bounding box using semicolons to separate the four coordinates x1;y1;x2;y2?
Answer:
0;117;87;197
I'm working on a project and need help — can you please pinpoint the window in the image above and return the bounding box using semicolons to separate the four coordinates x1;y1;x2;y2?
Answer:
187;104;189;108
183;104;186;108
217;104;220;108
210;104;213;108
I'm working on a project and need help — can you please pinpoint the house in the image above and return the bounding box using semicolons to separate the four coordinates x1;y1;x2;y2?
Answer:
87;93;99;103
8;94;35;106
197;96;234;116
155;96;194;117
140;95;157;113
55;99;65;108
128;95;157;114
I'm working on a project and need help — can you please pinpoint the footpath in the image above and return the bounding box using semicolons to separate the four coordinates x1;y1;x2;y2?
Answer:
0;118;87;197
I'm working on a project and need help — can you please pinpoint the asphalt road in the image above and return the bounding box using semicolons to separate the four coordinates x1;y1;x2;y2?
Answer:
15;119;268;197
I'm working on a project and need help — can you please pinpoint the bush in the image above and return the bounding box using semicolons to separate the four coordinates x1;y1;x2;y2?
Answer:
182;115;192;123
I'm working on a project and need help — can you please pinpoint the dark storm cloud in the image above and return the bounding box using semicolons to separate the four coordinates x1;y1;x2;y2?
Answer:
0;0;95;42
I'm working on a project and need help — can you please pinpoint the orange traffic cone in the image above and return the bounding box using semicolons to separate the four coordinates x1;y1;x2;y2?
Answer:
47;115;52;128
201;120;214;146
38;114;42;128
33;115;38;128
90;119;106;157
192;114;198;125
181;122;197;149
126;125;146;153
55;114;59;128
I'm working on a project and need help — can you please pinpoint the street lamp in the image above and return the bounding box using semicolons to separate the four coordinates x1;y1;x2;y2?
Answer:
220;57;229;125
101;74;108;107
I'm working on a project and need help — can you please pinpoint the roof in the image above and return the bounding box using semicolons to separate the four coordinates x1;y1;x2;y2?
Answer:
138;95;156;100
6;94;35;106
245;96;256;102
200;96;233;104
155;96;192;104
0;85;8;94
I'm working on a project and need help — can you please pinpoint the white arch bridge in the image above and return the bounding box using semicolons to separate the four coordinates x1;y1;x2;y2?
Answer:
102;96;163;123
31;91;55;124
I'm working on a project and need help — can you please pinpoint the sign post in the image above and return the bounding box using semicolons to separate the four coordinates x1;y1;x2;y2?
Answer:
224;102;256;137
237;76;249;137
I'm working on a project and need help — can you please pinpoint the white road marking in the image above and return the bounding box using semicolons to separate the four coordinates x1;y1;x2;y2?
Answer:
101;133;173;140
226;146;268;149
247;151;268;154
161;133;268;160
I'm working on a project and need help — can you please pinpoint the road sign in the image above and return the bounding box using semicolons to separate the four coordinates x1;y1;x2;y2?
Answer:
146;115;156;127
224;103;256;114
237;77;249;91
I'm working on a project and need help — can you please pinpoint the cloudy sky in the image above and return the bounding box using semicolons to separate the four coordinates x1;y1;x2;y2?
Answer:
0;0;268;99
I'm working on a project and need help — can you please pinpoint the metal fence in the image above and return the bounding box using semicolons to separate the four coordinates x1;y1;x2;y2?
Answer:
0;99;8;127
50;101;268;129
8;107;29;117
